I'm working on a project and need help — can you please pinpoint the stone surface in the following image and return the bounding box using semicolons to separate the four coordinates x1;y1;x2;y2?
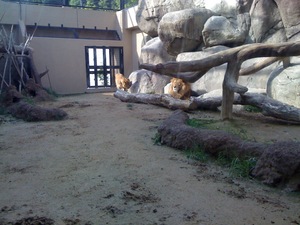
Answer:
248;0;286;43
136;0;238;37
273;0;300;40
128;69;170;94
202;13;250;47
158;8;215;55
136;0;300;104
176;46;229;94
267;61;300;108
139;37;175;65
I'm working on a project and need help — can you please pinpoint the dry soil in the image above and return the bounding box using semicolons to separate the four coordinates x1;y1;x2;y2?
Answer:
0;93;299;225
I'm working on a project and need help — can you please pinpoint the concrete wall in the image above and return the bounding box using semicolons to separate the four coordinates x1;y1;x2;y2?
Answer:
0;0;144;94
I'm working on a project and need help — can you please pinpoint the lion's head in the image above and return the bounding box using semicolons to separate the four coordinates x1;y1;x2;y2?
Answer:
170;78;184;93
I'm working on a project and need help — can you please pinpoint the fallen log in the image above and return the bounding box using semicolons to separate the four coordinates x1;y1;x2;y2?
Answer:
158;110;300;189
238;93;300;122
114;90;198;111
7;101;68;122
114;90;300;122
158;110;264;157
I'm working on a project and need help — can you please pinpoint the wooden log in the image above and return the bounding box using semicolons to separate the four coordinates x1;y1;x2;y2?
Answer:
114;90;300;122
113;90;198;110
238;93;300;122
222;60;246;120
157;110;265;157
158;110;300;189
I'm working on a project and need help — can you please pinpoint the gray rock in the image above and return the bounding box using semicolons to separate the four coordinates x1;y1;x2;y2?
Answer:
139;37;175;65
177;46;280;94
158;8;215;56
239;57;279;90
273;0;300;40
128;69;170;94
202;13;251;47
248;0;286;43
135;0;200;37
267;61;300;108
136;0;238;37
177;46;229;93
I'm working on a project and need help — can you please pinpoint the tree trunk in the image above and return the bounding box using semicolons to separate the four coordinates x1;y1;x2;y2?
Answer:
114;90;300;122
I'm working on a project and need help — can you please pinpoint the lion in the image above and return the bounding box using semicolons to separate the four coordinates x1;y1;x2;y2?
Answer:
168;78;191;100
115;73;132;91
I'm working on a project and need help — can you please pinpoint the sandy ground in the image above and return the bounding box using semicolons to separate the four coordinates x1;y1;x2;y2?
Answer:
0;92;299;225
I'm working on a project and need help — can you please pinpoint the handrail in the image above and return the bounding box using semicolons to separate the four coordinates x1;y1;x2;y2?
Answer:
2;0;137;11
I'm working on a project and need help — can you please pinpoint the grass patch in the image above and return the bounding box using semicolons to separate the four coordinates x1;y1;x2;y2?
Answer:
187;118;217;129
152;132;162;146
244;105;262;113
216;152;257;178
44;88;60;98
183;147;257;178
187;118;250;140
185;145;210;162
126;103;134;110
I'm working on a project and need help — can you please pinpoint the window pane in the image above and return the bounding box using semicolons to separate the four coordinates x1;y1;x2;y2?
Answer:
96;49;103;66
89;74;95;87
106;49;110;66
106;74;111;86
88;48;94;66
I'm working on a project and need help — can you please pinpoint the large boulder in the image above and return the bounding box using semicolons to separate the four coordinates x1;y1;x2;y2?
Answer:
177;46;228;93
136;0;238;37
267;59;300;108
128;69;170;94
249;0;286;43
202;13;251;47
176;45;276;94
137;37;174;94
273;0;300;41
139;37;175;64
158;8;215;56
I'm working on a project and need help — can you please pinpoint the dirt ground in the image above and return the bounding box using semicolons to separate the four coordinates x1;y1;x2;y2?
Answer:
0;92;299;225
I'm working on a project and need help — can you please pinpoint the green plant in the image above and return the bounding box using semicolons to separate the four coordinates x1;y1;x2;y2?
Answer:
187;118;217;129
187;118;251;141
152;133;162;145
216;152;257;178
44;88;59;98
244;105;262;113
126;103;134;110
23;96;35;105
229;157;257;178
185;145;210;162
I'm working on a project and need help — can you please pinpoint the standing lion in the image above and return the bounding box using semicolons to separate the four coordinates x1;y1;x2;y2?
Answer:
115;73;132;91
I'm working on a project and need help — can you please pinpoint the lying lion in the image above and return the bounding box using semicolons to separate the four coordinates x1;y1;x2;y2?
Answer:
168;78;191;100
115;73;132;91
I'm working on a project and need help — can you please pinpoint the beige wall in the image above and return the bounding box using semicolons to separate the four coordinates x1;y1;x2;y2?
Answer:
0;0;142;95
0;1;119;29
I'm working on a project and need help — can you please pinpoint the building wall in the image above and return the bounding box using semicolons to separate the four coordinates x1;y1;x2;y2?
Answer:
0;0;144;95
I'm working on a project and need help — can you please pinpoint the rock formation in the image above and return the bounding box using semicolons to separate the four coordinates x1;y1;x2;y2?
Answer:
132;0;300;108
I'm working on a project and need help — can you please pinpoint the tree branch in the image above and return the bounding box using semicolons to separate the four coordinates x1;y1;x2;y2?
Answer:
139;41;300;120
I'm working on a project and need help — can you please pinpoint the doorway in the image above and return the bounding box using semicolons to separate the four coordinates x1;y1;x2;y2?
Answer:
85;46;124;89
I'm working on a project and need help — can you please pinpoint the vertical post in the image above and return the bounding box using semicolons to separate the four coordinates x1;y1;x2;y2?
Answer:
221;60;241;120
120;0;125;10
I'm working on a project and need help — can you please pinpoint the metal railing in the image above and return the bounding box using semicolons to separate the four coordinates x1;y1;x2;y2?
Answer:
2;0;138;11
